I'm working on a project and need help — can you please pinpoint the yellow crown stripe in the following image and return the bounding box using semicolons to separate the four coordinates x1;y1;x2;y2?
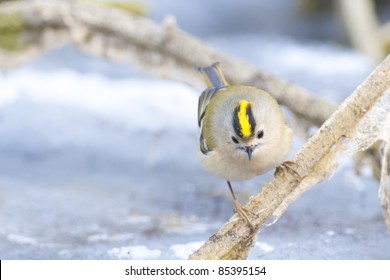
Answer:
238;100;253;137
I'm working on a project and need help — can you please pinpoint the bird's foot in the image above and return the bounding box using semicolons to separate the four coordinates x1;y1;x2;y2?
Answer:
233;199;257;232
275;160;301;182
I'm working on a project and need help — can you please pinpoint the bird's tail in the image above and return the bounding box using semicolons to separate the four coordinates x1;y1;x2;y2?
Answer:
197;62;229;88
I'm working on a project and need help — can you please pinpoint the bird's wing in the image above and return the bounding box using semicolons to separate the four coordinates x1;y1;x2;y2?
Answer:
197;86;227;127
197;86;226;155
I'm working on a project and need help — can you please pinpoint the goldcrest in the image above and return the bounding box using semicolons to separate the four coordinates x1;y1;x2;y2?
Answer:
197;62;292;228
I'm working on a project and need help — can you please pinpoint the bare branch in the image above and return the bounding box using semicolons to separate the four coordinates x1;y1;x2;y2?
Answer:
0;0;337;126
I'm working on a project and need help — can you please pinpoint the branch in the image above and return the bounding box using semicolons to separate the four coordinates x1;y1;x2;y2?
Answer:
0;0;68;69
337;0;386;62
0;0;337;126
189;55;390;259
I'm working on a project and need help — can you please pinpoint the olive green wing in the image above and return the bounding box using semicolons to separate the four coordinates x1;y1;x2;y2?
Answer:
197;62;229;127
197;87;227;155
197;87;218;127
198;88;218;155
197;62;229;154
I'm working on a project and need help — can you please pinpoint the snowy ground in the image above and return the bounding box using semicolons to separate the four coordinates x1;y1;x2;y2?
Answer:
1;30;390;259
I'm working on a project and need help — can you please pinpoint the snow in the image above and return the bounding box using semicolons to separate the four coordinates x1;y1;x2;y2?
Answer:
0;24;389;259
254;242;275;253
170;242;205;260
108;246;161;259
0;68;198;133
7;234;38;246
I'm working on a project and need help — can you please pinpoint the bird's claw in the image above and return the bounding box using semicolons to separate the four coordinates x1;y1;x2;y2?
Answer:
233;200;257;231
275;160;301;182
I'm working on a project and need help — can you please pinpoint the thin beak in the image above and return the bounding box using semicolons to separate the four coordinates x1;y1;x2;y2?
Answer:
244;146;253;161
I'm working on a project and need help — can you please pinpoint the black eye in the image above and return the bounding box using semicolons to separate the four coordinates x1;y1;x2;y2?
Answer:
257;130;264;139
231;136;239;144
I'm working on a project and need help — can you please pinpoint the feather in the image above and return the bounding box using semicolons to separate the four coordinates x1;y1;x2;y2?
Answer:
197;62;230;154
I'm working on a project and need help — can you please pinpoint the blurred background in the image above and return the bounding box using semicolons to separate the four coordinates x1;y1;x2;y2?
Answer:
0;0;390;259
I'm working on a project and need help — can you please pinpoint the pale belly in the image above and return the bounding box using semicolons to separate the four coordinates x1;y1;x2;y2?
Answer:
198;149;285;182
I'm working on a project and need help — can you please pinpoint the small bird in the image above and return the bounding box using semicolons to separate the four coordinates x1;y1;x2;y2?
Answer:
197;62;293;229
